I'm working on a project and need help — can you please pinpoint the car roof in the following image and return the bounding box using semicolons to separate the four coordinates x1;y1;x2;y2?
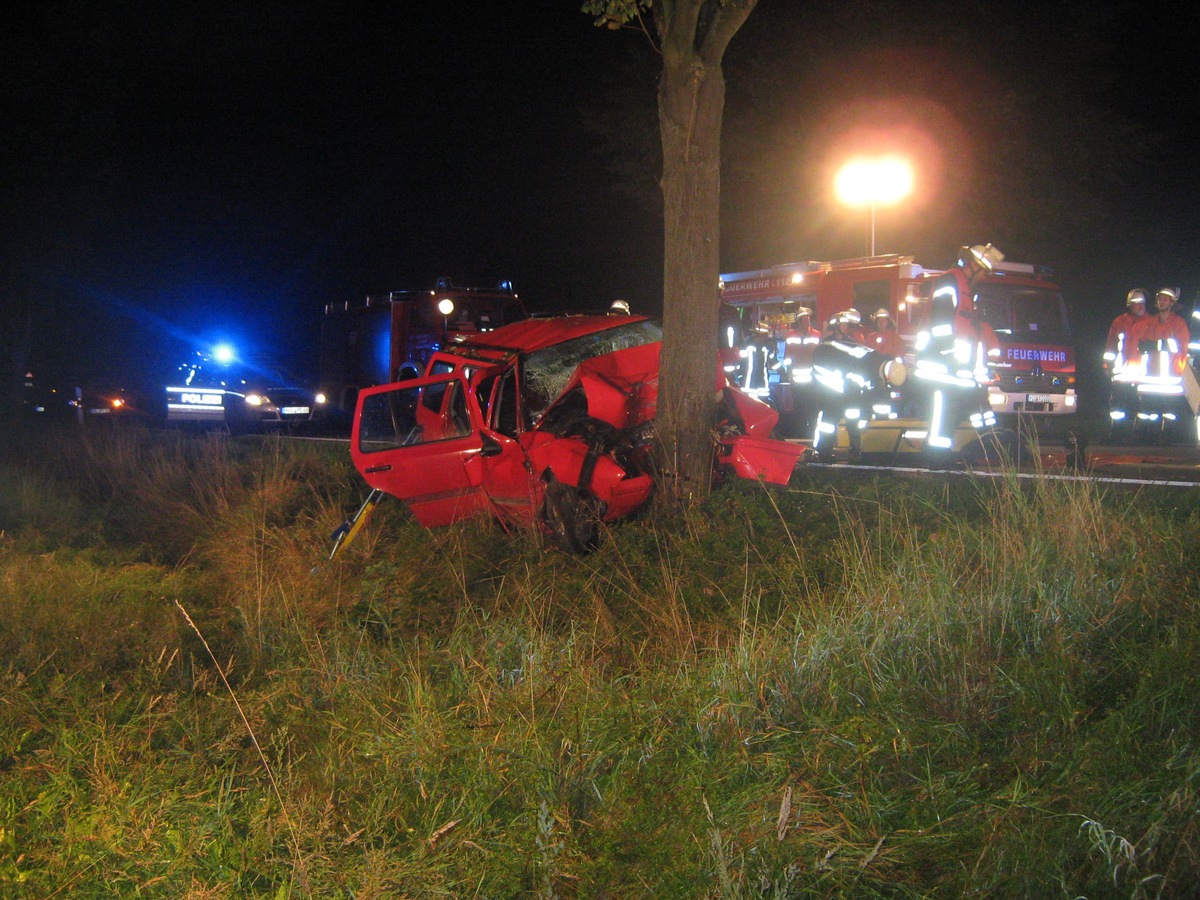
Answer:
455;314;652;355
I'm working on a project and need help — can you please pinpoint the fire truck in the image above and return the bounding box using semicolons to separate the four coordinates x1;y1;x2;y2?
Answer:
319;278;528;414
719;252;1076;421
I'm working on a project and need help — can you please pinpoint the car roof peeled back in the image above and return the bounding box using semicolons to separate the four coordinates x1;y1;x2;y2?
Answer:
452;314;654;356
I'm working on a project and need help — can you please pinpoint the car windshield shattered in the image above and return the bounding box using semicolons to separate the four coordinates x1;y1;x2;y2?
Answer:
521;318;663;423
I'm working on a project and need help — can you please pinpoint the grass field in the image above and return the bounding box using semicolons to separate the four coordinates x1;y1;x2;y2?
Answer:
2;420;1199;897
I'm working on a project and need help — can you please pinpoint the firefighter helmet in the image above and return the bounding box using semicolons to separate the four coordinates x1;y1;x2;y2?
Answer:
873;308;891;321
609;299;631;314
964;243;1005;271
837;308;861;326
794;306;813;319
1156;287;1179;304
1126;289;1146;306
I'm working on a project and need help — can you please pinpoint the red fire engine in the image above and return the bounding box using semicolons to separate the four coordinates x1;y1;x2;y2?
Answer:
319;278;527;414
719;252;1076;421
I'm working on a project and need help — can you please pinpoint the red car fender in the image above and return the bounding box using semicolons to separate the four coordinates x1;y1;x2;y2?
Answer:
718;433;805;485
722;384;781;438
527;435;655;522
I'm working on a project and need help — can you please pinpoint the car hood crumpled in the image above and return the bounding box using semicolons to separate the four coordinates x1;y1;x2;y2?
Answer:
545;341;661;430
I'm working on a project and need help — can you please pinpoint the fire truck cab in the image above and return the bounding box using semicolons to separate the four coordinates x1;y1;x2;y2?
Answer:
319;278;528;415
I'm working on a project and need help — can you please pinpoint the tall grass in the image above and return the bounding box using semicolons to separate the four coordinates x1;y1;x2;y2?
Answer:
2;422;1199;895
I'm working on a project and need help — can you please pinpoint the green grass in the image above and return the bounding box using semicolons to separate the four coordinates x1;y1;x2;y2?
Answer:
2;420;1199;896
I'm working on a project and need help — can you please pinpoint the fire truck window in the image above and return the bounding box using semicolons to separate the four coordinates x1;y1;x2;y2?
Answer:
852;280;890;313
451;302;478;330
497;299;525;326
974;286;1070;341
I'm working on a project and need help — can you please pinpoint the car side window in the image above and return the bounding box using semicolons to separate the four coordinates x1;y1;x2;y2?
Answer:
358;378;472;453
493;368;520;437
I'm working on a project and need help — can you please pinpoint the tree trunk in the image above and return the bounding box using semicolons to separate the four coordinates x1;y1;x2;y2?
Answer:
657;45;725;504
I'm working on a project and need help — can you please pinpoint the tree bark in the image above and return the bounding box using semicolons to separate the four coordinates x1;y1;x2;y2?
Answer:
655;22;726;504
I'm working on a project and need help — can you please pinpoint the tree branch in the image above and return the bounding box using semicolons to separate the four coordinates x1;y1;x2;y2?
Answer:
699;0;758;63
657;0;705;61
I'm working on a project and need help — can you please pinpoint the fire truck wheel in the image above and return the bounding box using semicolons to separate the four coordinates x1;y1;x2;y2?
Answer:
540;474;603;554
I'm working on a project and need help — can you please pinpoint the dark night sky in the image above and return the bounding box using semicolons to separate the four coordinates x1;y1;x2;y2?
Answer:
3;1;1198;389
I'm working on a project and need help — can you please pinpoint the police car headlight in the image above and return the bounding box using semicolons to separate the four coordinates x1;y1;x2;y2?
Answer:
245;393;266;406
315;392;327;405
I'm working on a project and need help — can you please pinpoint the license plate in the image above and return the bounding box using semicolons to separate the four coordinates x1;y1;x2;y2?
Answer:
282;406;310;416
1026;393;1051;403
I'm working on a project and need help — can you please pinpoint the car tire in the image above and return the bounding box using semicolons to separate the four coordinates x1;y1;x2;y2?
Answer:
540;473;603;554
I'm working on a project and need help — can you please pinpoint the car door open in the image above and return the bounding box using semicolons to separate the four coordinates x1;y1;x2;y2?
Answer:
351;373;491;527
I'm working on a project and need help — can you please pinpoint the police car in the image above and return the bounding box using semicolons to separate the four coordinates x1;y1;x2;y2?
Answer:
165;345;326;431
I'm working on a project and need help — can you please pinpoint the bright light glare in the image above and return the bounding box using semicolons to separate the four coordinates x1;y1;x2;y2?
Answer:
213;344;236;364
834;156;913;208
437;298;455;316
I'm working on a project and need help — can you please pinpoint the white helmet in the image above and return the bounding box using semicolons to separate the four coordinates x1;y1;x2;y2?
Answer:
965;243;1005;270
609;299;631;314
1156;287;1179;304
1126;289;1146;306
873;308;891;321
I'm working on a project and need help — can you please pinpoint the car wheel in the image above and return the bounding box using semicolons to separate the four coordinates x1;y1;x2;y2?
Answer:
540;473;604;554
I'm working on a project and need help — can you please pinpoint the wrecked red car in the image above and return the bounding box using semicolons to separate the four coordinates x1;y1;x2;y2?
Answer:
350;315;803;551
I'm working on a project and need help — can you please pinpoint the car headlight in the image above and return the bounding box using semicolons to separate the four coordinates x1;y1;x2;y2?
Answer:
244;393;265;406
315;392;327;405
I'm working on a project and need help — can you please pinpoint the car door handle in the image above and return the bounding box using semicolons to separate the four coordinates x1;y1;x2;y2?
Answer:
365;464;392;473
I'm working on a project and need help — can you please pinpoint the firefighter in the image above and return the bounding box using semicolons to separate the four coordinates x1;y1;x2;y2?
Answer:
1104;290;1148;375
771;308;818;436
1126;287;1191;439
805;337;904;462
826;308;864;344
782;307;820;354
1105;289;1149;439
911;245;1000;451
845;307;869;344
736;322;777;401
1138;287;1189;377
866;308;905;360
809;310;876;460
608;299;631;315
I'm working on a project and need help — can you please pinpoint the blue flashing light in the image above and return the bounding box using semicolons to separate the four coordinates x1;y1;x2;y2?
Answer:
213;344;236;365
